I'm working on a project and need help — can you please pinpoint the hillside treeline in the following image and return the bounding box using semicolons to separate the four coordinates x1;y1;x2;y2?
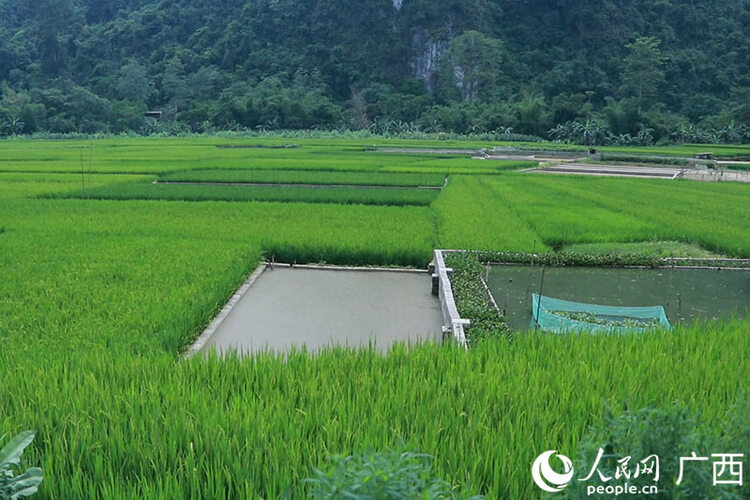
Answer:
1;0;749;143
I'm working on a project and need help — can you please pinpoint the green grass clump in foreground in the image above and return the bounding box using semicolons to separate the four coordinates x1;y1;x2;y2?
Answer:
2;325;746;498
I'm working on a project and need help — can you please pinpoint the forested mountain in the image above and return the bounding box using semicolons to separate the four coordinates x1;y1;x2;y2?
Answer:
1;0;749;142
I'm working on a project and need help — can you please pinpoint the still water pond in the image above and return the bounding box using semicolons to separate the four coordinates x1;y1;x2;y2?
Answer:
487;266;749;332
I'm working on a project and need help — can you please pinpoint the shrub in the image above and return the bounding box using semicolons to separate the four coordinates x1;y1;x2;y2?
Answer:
562;400;749;499
0;431;43;499
306;447;480;499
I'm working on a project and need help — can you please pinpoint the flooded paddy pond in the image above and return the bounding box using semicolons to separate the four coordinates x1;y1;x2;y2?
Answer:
201;266;443;355
487;266;749;332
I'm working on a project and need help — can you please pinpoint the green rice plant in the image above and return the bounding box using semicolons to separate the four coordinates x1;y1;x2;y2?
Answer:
44;181;440;207
1;324;747;498
160;169;446;187
0;173;153;199
434;176;547;251
380;159;536;175
481;175;662;249
0;195;433;365
529;175;750;256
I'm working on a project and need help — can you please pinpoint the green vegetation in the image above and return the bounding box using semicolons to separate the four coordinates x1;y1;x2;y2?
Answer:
0;137;535;174
0;172;152;197
3;324;746;498
160;169;446;187
437;174;750;257
562;241;722;259
562;401;750;499
434;176;547;252
550;311;660;329
2;137;749;498
379;160;536;175
305;447;476;499
444;253;508;344
0;431;43;499
1;1;749;143
47;181;440;206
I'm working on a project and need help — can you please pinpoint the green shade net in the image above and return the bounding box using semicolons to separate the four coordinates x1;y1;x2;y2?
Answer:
531;293;671;334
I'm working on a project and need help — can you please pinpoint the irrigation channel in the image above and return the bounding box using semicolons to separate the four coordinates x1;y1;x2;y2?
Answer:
188;264;443;356
487;265;749;332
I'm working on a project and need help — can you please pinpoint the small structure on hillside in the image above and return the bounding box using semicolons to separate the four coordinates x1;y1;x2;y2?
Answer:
144;111;163;120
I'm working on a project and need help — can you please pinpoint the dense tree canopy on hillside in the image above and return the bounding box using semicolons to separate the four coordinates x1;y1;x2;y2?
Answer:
0;0;748;142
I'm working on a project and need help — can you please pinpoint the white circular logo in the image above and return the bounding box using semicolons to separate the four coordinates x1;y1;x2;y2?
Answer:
531;450;574;493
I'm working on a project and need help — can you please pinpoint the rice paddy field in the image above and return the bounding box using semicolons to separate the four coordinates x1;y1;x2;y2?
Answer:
2;136;749;498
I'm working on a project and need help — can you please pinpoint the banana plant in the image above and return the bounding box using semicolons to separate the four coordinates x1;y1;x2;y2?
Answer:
1;431;43;499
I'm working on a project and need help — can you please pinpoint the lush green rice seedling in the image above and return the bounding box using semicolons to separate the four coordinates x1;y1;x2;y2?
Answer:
45;181;440;206
305;447;473;499
0;173;152;198
482;175;662;249
160;169;446;187
434;175;547;251
2;325;746;498
381;159;536;174
526;175;750;256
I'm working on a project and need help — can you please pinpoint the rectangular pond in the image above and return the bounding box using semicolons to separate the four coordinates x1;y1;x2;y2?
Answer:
487;265;749;332
200;266;443;355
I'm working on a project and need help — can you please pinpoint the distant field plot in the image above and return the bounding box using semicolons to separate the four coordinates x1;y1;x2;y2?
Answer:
0;137;536;174
529;176;750;257
369;141;750;159
0;172;152;198
380;158;536;174
0;194;432;357
434;173;750;256
3;197;433;269
483;176;662;248
0;137;747;176
597;143;750;158
160;169;446;187
46;180;440;206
